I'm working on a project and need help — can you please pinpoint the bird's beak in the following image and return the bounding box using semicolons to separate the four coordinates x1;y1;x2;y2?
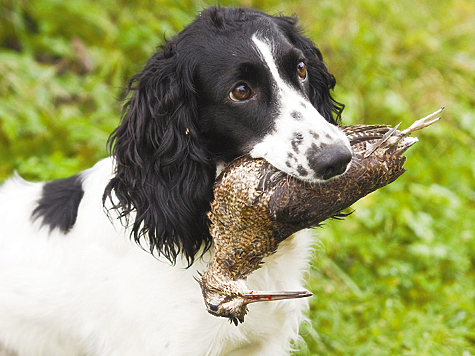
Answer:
242;290;312;303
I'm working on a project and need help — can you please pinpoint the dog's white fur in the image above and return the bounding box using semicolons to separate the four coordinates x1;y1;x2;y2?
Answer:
0;158;315;356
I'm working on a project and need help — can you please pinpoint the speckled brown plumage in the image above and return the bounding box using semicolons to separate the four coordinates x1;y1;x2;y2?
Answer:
199;109;442;325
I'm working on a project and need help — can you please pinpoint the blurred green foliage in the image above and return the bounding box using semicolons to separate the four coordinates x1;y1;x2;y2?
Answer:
1;0;474;355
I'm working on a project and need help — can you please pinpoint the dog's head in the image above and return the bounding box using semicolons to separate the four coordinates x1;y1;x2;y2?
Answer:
104;7;351;265
192;7;351;181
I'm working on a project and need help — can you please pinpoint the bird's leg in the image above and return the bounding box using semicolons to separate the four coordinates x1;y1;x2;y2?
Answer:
398;107;443;136
364;107;443;157
364;123;401;157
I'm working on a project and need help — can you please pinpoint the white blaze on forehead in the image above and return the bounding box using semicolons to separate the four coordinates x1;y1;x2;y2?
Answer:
250;34;351;182
252;35;287;93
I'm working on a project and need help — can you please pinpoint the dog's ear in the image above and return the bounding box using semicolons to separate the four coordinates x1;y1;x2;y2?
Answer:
275;16;344;124
103;40;215;266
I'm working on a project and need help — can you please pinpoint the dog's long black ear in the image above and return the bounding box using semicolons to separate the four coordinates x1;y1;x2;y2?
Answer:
103;41;215;266
275;16;344;124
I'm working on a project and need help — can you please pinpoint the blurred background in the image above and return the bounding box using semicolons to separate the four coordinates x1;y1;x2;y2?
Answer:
0;0;474;354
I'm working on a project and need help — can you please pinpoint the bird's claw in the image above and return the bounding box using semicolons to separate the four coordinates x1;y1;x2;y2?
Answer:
399;107;443;136
364;107;443;157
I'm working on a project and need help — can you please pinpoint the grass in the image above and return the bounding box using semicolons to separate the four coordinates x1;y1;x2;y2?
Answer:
1;0;474;354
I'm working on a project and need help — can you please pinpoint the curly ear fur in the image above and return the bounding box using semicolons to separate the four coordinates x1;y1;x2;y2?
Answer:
103;41;215;266
275;16;344;124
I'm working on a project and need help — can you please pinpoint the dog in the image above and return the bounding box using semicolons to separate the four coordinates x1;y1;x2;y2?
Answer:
0;7;351;356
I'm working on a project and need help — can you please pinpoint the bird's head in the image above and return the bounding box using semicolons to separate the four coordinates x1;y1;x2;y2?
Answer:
198;274;312;325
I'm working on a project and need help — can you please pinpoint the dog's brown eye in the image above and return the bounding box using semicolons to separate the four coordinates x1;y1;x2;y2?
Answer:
297;62;307;80
230;84;251;102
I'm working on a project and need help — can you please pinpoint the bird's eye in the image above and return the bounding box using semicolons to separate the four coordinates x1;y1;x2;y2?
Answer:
297;62;307;81
229;84;251;102
209;304;219;312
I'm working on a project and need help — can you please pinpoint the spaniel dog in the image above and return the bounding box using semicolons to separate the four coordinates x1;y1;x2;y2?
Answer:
0;7;351;356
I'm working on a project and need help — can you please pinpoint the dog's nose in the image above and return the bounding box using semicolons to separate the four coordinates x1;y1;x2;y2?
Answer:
308;144;352;180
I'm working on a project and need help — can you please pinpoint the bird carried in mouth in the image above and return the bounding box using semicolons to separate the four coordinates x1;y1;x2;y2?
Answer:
199;108;442;325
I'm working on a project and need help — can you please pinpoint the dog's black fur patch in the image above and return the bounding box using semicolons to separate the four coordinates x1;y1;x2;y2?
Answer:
32;175;84;234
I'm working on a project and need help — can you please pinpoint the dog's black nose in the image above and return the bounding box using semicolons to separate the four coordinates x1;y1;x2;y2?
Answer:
308;144;352;180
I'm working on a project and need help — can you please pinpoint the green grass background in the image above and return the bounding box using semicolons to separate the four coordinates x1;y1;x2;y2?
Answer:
1;0;474;354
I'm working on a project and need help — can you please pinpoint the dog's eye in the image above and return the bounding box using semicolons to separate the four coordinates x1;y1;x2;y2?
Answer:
297;62;307;80
230;84;251;102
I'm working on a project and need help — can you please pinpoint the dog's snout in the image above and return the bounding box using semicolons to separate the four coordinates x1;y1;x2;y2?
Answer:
308;144;352;180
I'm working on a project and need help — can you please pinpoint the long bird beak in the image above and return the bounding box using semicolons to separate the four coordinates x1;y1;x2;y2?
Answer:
242;290;313;303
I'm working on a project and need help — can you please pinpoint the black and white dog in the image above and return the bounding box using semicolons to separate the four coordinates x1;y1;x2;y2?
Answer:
0;7;351;356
